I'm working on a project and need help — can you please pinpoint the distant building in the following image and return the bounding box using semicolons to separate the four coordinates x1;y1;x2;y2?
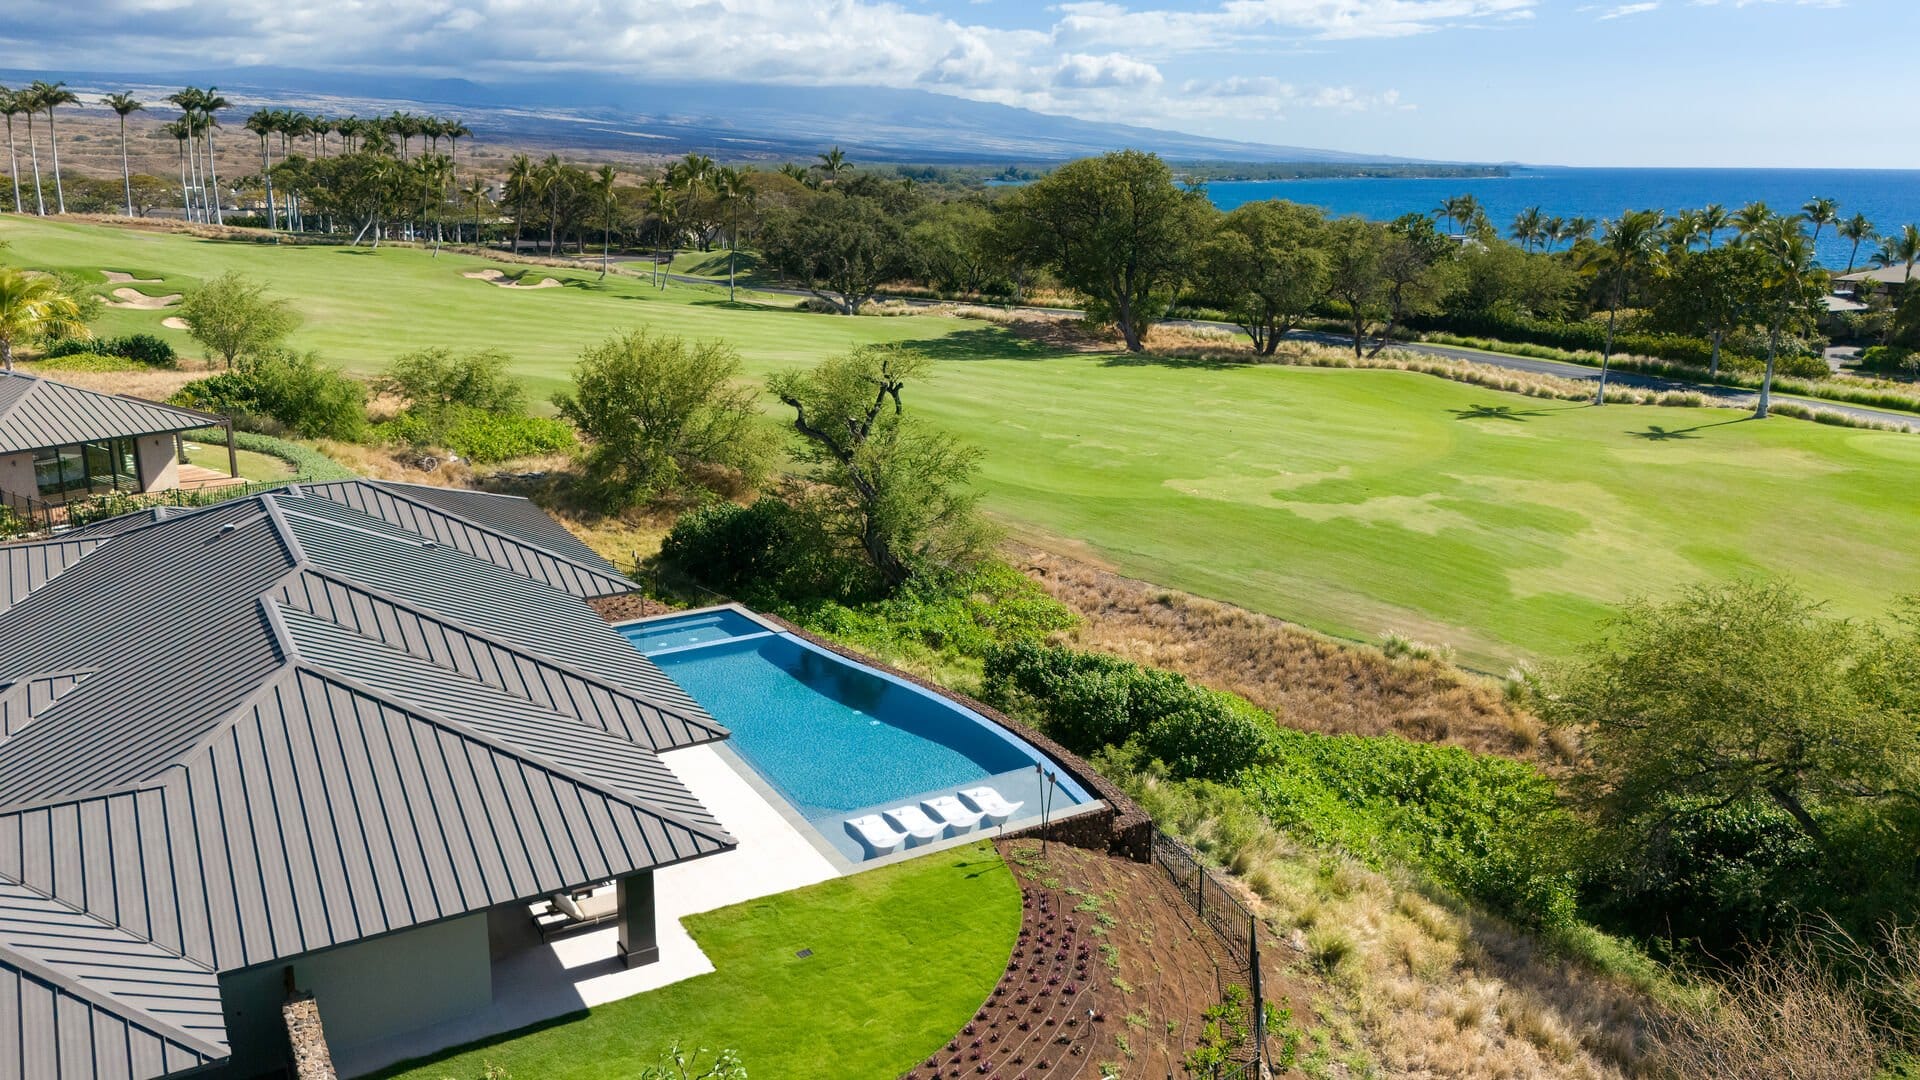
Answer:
1835;264;1915;298
0;372;238;525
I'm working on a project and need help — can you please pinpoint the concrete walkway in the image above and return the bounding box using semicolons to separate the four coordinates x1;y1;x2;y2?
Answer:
333;743;838;1077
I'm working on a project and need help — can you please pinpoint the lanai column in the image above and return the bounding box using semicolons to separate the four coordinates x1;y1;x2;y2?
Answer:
616;871;659;967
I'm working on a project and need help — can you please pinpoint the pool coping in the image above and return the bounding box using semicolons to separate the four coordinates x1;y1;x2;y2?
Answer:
611;603;1155;864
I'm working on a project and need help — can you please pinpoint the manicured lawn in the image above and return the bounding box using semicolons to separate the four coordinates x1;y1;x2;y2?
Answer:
183;440;297;482
9;218;1920;666
372;843;1019;1080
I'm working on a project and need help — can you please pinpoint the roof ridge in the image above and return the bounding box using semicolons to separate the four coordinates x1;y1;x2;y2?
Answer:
288;660;734;850
0;865;216;976
0;938;227;1060
330;479;633;588
292;563;725;739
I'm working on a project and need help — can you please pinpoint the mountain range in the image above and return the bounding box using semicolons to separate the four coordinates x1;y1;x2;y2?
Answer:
2;67;1435;166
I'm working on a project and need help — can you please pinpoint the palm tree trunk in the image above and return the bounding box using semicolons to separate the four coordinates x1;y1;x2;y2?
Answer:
1710;328;1722;378
205;128;223;225
25;113;44;216
5;118;21;214
46;109;65;214
185;128;202;222
2;338;12;373
1755;319;1780;419
729;249;736;303
119;116;134;216
260;138;276;231
1594;298;1619;405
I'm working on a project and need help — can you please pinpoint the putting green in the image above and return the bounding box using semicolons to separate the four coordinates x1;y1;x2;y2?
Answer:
8;217;1918;667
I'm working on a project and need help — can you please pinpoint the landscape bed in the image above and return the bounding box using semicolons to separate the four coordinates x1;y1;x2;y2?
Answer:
621;606;1097;865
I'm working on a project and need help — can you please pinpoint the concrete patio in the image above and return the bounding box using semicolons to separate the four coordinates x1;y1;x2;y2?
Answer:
332;743;840;1077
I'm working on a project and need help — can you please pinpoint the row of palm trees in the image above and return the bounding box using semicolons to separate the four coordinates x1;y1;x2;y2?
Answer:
1499;195;1905;275
0;81;82;217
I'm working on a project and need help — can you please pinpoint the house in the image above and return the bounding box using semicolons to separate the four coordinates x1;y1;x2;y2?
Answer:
0;371;240;527
0;481;736;1078
1834;264;1915;298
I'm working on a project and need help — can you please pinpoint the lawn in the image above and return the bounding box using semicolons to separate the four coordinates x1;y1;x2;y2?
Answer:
8;217;1920;667
183;439;298;482
373;843;1019;1080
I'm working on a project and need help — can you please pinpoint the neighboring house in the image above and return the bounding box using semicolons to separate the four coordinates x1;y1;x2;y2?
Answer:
1835;264;1916;298
0;372;238;524
0;482;735;1078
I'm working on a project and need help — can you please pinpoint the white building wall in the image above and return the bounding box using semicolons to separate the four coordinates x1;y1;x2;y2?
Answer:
135;433;181;492
0;452;34;498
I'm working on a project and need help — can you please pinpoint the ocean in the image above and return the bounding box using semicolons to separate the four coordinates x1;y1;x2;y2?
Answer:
1201;168;1920;269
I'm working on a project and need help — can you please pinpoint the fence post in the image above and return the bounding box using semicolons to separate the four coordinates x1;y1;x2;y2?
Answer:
1249;912;1264;1077
1196;864;1205;917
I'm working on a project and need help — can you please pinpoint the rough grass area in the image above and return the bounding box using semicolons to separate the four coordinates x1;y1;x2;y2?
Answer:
10;217;1920;666
374;843;1020;1080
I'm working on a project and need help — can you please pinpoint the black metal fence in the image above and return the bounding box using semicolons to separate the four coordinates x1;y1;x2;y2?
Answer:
0;476;319;540
1151;831;1269;1080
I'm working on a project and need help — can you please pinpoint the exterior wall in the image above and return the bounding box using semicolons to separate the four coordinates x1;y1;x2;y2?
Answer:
0;451;35;498
218;913;491;1075
136;433;181;492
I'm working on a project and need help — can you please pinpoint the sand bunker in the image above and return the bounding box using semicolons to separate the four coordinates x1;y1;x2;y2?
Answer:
463;268;562;290
106;287;182;309
161;317;188;331
101;270;163;285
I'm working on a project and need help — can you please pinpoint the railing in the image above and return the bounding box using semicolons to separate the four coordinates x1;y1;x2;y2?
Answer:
0;488;63;538
60;477;318;529
1151;831;1271;1079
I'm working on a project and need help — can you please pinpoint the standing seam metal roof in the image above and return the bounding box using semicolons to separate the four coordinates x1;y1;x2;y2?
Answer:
0;374;222;457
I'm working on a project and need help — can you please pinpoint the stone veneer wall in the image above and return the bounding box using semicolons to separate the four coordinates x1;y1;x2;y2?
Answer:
283;992;338;1080
588;593;674;623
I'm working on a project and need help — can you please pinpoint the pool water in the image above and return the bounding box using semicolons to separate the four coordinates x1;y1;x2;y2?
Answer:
621;609;1090;861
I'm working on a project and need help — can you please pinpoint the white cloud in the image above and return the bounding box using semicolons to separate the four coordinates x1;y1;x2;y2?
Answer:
0;0;1485;135
1598;2;1660;17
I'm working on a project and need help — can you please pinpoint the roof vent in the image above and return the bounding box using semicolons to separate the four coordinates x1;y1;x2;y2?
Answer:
220;523;239;534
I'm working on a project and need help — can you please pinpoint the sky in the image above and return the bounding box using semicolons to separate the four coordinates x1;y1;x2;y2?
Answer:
4;0;1916;167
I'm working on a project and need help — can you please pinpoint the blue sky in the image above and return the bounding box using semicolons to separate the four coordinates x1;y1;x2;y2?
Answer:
6;0;1915;167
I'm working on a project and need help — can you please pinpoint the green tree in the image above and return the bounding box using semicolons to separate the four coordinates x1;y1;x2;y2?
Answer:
1366;213;1457;356
1323;216;1385;359
758;189;908;314
1544;580;1920;942
1837;213;1874;275
591;163;619;279
1577;209;1664;404
1197;200;1328;355
998;150;1211;351
0;88;22;214
1647;244;1769;376
0;267;91;371
554;329;772;507
814;146;851;184
1698;203;1731;248
28;81;77;214
1801;196;1839;248
907;200;1008;297
1509;205;1547;253
101;92;144;217
1748;217;1827;419
376;347;524;419
769;346;991;590
179;271;299;369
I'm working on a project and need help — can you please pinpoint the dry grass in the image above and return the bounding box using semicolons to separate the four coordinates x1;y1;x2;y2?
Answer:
1642;941;1878;1080
16;360;209;402
1143;780;1670;1079
1018;546;1553;760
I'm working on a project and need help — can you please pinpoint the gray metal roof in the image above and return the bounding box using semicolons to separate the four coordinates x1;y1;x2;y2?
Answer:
0;490;733;1078
292;480;633;598
0;537;104;615
0;373;222;456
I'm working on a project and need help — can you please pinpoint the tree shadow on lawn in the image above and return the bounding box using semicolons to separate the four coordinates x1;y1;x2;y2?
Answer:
1097;352;1255;372
1629;417;1753;441
897;326;1065;363
1449;403;1555;422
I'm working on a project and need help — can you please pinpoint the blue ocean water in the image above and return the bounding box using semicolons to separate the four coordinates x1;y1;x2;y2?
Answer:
1203;168;1920;268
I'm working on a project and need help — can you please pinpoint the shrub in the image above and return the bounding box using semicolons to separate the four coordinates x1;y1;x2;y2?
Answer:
172;350;367;442
1860;345;1919;377
375;347;525;419
29;351;141;372
102;333;176;367
375;407;575;464
656;498;861;604
787;562;1078;668
208;429;355;481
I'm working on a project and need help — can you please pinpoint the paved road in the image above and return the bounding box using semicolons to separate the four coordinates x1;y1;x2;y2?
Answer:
609;260;1919;430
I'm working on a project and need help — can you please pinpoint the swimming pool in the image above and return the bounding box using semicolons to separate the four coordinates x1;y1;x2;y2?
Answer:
620;607;1092;863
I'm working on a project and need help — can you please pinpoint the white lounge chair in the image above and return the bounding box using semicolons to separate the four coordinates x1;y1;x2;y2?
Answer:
958;786;1025;826
884;805;946;845
923;795;985;835
847;814;907;857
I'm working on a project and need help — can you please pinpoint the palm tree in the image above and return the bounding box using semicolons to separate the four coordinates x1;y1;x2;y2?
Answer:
198;89;230;224
444;120;472;163
0;89;23;214
1510;206;1547;253
536;154;566;255
28;82;78;214
1731;201;1775;242
814;145;851;183
0;267;89;372
1749;217;1822;419
460;178;490;246
1542;216;1565;253
162;119;191;221
1837;213;1874;275
165;88;204;221
97;92;145;217
1454;194;1483;237
1563;217;1597;246
1880;224;1920;286
646;181;676;288
1698;203;1731;248
710;165;753;301
778;161;812;186
505;153;535;254
1801;196;1839;249
1435;196;1462;235
245;109;278;229
1578;209;1664;405
415;153;454;253
19;84;45;215
590;164;619;278
1663;209;1703;253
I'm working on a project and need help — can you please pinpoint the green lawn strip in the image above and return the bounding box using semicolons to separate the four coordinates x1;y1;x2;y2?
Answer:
183;440;298;482
10;218;1920;667
373;843;1019;1080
